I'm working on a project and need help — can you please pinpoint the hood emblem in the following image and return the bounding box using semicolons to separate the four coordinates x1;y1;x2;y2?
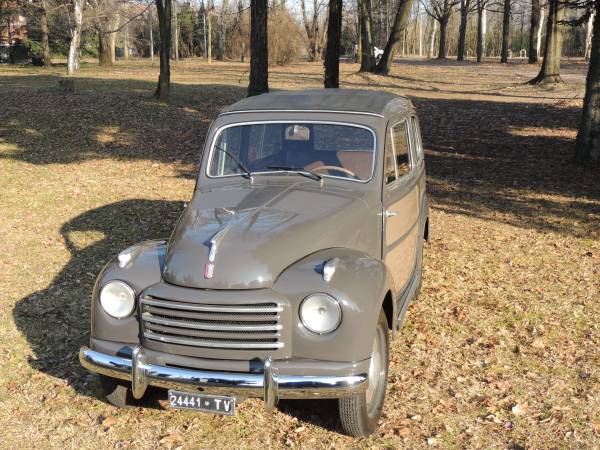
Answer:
204;226;230;279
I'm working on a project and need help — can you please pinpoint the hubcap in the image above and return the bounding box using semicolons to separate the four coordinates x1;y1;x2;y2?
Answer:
365;326;385;416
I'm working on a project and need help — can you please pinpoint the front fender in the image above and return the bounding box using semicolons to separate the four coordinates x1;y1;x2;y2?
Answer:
273;248;393;362
90;240;167;344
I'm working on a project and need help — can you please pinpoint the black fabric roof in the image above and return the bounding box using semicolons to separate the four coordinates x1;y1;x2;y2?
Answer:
221;89;412;116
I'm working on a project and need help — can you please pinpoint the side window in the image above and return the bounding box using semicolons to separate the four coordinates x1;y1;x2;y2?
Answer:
391;121;410;176
410;116;423;162
384;131;397;184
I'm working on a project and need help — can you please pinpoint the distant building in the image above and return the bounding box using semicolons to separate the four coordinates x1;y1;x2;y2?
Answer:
1;12;28;45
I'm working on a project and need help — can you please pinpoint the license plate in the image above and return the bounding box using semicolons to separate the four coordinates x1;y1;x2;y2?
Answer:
168;390;235;416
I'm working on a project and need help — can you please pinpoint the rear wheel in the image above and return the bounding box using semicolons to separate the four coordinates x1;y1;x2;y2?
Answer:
338;309;389;437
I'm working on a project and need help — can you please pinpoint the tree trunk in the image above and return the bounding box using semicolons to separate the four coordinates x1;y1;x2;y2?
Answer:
500;0;510;63
528;0;540;63
155;0;172;101
476;1;484;62
537;6;544;57
207;3;212;63
575;4;600;165
324;0;342;87
171;0;178;60
457;0;469;61
438;16;448;59
585;12;595;60
529;0;564;84
98;31;114;67
418;9;423;56
40;0;51;66
123;23;129;60
149;7;154;61
248;0;268;96
359;0;376;72
217;0;228;60
374;0;412;74
67;0;84;74
428;16;436;58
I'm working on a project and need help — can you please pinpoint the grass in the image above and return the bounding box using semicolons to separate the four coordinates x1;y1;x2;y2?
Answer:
0;57;599;449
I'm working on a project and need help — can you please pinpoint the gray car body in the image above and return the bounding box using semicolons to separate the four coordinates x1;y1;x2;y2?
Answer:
89;89;428;372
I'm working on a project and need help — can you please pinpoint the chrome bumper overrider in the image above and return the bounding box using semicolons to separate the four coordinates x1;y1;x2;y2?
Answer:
79;346;368;410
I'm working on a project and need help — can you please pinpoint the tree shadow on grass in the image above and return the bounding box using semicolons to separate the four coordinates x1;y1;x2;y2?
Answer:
0;77;248;178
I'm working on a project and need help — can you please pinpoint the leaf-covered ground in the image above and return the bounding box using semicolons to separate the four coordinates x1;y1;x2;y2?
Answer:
0;58;598;449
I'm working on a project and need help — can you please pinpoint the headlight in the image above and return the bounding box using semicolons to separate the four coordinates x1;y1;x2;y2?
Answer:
299;293;342;334
99;280;136;319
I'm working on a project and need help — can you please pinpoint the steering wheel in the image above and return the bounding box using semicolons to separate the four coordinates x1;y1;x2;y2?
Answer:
312;165;358;179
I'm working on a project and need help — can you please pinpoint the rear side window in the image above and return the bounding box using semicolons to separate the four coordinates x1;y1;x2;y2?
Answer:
391;121;410;176
410;116;423;162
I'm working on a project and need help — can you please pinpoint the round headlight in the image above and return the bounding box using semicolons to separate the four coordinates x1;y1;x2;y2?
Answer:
299;293;342;334
99;281;136;319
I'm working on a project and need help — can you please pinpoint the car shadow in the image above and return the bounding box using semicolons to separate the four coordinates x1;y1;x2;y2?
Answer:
12;199;184;403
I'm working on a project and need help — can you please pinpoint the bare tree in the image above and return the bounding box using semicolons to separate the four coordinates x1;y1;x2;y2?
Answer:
67;0;84;74
528;0;540;63
358;0;375;71
155;0;172;100
248;0;268;96
422;0;459;59
324;0;342;87
585;10;595;59
529;0;564;83
575;0;600;165
475;0;489;62
375;0;413;73
300;0;325;62
217;0;229;60
457;0;475;60
500;0;510;62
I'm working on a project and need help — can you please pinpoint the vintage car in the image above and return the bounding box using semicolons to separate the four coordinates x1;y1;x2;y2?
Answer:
80;89;428;437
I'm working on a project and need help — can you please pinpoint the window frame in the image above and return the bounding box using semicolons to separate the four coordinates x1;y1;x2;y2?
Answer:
384;118;414;189
205;120;378;184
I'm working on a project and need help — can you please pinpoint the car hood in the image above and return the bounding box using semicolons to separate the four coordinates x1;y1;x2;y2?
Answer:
162;179;373;289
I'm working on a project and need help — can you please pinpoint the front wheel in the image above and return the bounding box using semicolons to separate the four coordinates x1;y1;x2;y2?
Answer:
338;309;389;437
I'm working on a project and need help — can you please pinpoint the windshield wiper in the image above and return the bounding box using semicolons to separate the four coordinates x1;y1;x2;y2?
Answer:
214;145;253;179
266;165;323;181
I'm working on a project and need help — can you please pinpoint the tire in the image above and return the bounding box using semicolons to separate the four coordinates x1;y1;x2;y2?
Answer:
338;309;389;437
99;375;138;408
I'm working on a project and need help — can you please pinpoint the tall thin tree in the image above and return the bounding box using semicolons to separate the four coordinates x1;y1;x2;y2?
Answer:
155;0;172;101
358;0;376;71
529;0;564;83
500;0;511;62
528;0;540;63
324;0;342;87
248;0;268;96
575;1;600;165
375;0;413;74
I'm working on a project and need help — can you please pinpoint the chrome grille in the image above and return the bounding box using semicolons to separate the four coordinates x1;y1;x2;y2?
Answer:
140;296;284;351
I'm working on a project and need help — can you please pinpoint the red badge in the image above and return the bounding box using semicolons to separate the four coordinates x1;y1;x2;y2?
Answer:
204;262;214;279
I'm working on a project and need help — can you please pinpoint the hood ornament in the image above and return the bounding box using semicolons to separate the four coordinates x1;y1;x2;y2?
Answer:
204;226;230;279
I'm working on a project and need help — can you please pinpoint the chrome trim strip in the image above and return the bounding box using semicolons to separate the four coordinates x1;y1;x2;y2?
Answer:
142;312;283;332
140;297;283;314
219;109;385;118
204;120;378;184
143;331;286;349
79;346;368;407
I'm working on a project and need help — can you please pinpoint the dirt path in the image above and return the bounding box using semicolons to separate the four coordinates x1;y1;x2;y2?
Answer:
0;59;598;449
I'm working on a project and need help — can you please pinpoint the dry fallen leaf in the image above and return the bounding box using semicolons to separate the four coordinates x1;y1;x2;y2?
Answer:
101;416;117;428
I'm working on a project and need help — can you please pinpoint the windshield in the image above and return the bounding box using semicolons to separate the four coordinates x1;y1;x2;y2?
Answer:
207;122;376;182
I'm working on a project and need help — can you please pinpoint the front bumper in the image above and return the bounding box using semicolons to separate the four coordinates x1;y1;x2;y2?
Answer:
79;346;368;410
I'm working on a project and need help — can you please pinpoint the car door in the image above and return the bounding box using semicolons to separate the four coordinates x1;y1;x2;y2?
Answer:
382;118;420;295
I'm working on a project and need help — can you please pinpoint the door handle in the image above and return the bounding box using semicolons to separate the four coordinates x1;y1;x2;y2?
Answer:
383;210;398;218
